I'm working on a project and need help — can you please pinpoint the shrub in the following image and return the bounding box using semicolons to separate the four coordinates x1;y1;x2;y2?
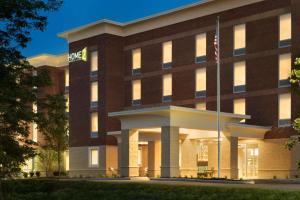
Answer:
29;171;34;177
23;172;28;178
35;171;41;177
53;171;59;176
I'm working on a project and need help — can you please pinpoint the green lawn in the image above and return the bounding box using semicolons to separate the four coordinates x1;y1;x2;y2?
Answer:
2;179;300;200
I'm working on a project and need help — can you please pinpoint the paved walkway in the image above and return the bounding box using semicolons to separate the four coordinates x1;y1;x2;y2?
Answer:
91;179;300;191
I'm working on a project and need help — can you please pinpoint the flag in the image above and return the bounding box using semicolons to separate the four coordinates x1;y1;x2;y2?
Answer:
214;29;219;63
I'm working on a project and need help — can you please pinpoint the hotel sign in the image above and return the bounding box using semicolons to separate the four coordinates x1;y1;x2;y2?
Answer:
68;47;87;63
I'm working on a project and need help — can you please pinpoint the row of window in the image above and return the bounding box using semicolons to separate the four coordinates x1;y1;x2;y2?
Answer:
65;50;100;138
131;13;291;74
132;52;291;104
195;93;291;127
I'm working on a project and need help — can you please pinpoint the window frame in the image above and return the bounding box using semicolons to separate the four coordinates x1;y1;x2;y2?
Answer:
233;24;246;56
233;61;246;93
278;93;291;127
162;74;172;102
89;147;99;167
279;13;292;48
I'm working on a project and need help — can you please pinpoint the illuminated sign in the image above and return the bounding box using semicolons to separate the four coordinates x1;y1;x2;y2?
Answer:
68;47;87;63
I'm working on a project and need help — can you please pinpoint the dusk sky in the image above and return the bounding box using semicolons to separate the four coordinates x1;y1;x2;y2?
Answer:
24;0;201;58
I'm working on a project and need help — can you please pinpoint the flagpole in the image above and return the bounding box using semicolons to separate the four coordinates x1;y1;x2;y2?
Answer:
216;16;221;179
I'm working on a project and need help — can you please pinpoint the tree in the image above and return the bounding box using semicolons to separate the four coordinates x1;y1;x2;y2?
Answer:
0;0;63;178
38;93;69;176
37;147;58;177
286;56;300;167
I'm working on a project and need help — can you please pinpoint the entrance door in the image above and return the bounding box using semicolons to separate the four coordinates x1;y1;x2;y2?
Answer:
238;144;259;179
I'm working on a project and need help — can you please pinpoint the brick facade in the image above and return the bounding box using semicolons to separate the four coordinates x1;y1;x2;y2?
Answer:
67;0;299;147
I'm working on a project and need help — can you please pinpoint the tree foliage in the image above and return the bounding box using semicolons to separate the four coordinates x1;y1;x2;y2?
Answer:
0;0;62;178
38;93;69;175
286;56;300;168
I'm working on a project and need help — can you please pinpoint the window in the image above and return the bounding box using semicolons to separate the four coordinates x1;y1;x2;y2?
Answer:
233;61;246;93
132;49;141;75
234;24;246;56
137;147;142;166
32;103;37;142
65;94;69;113
195;68;206;98
162;41;172;69
234;98;246;122
279;53;291;87
195;102;206;110
89;148;99;167
195;33;206;63
279;93;291;127
91;51;98;72
279;13;291;47
132;80;141;106
65;68;69;87
91;112;98;138
91;81;98;108
162;74;172;102
65;150;69;171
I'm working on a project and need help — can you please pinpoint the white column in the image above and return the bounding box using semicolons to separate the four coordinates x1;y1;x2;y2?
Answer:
120;129;139;177
148;140;161;177
161;126;180;178
221;136;238;179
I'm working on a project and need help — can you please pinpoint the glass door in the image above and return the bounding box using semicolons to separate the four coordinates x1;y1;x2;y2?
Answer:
238;144;259;179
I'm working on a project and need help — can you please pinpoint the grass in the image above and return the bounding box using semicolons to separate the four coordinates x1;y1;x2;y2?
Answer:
1;179;300;200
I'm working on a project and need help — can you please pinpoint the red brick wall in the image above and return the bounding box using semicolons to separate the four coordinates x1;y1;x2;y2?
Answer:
67;0;299;145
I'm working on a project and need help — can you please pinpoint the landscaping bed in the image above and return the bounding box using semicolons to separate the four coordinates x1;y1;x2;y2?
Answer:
1;179;300;200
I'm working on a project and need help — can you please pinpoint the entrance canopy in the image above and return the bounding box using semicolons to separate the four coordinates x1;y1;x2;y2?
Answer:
108;106;269;138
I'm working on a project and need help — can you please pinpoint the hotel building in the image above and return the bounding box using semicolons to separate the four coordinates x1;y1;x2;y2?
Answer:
30;0;300;179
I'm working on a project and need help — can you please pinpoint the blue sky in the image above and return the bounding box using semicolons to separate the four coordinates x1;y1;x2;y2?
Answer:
23;0;201;57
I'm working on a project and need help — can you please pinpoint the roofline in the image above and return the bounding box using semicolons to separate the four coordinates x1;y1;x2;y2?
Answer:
108;105;251;120
58;0;213;39
27;53;68;68
122;0;213;26
58;19;124;38
27;52;68;60
226;123;271;130
58;0;266;41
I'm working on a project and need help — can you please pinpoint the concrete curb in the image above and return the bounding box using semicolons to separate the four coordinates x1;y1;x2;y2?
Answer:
150;178;255;184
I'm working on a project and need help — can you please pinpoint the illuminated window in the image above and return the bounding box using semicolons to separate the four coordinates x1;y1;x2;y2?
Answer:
89;148;99;167
91;51;98;72
132;80;141;106
234;98;246;122
233;61;246;93
91;112;98;138
65;68;69;87
162;41;172;69
137;147;142;166
195;68;206;98
91;81;98;108
195;33;206;63
132;48;141;71
234;99;245;115
162;74;172;102
32;103;37;142
65;150;69;171
279;13;291;47
279;93;291;127
195;102;206;110
196;143;208;162
234;24;246;56
279;53;291;87
65;94;69;113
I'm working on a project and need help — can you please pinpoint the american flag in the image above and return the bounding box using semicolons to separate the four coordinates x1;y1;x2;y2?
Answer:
214;28;219;63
